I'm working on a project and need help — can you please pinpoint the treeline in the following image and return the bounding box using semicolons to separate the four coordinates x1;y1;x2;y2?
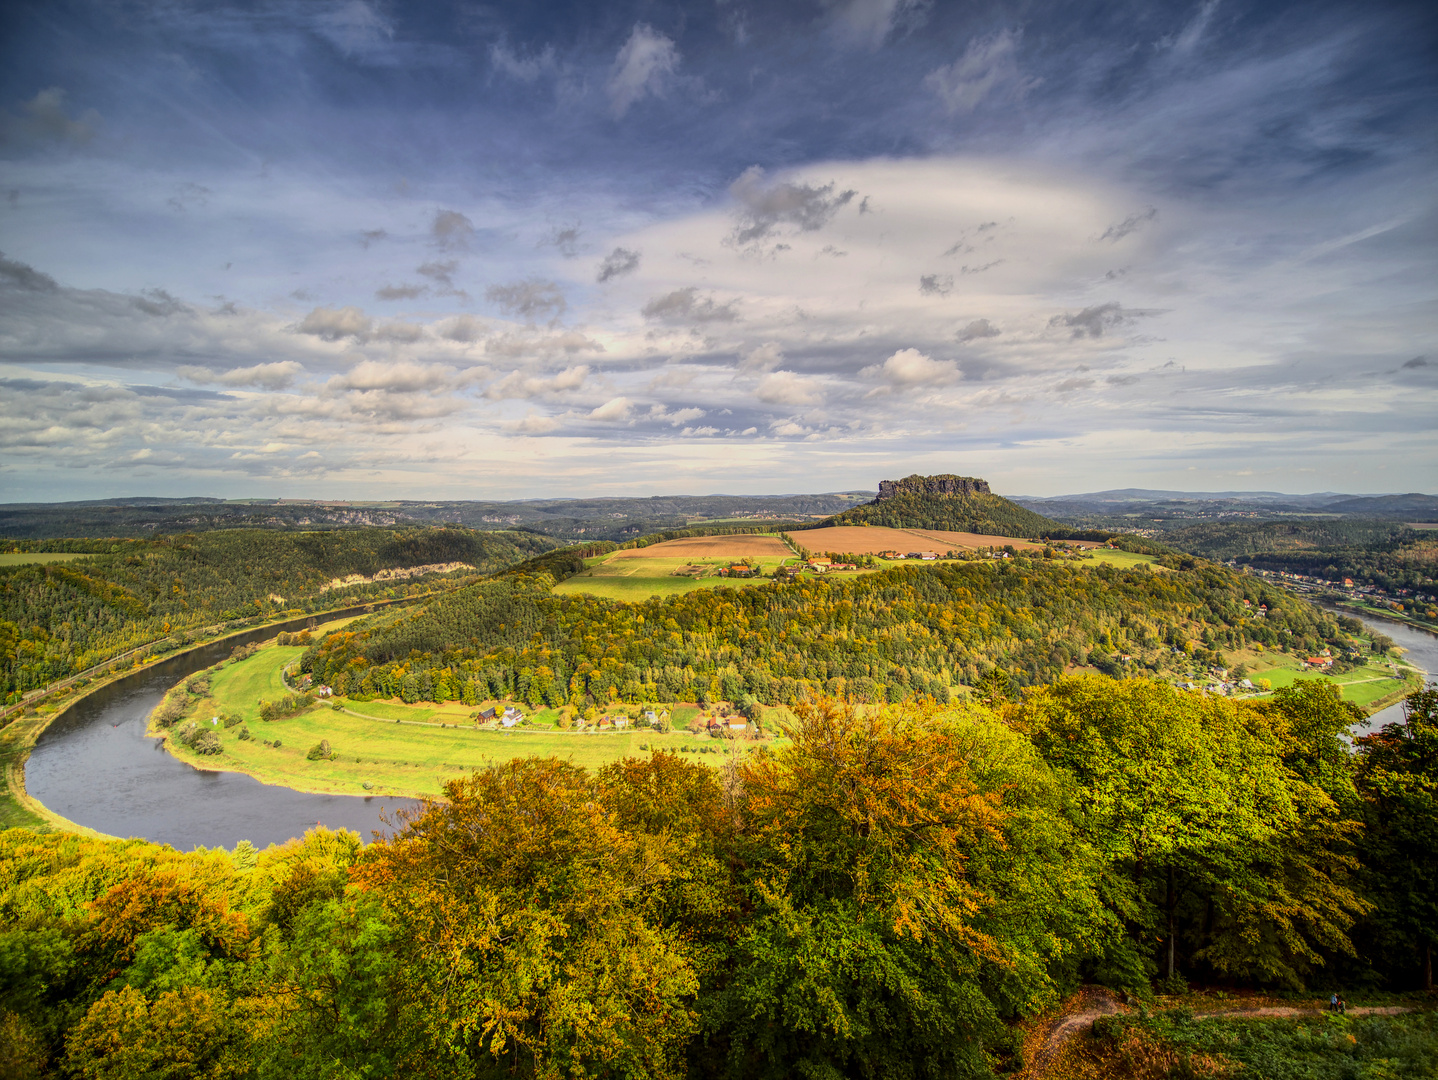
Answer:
0;528;558;699
818;489;1060;537
1161;519;1415;560
1;683;1433;1079
1236;537;1437;592
299;557;1338;709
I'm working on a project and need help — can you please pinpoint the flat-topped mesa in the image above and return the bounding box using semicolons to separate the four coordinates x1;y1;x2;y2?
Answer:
875;475;992;502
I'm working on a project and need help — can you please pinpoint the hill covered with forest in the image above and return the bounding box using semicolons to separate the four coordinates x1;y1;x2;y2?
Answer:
817;473;1063;537
0;527;558;700
299;553;1335;708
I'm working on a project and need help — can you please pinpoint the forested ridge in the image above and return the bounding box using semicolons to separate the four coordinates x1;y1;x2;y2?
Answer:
820;489;1059;537
300;556;1337;708
1;686;1434;1079
0;528;558;699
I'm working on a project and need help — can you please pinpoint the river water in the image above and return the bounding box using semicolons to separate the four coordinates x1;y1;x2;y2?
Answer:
24;608;419;851
1320;603;1438;733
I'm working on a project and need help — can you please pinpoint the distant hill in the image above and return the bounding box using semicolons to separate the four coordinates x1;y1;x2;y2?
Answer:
819;474;1061;537
1321;493;1438;519
1011;488;1437;521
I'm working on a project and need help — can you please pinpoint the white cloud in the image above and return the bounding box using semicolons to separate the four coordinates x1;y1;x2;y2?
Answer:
606;25;680;118
925;29;1039;114
178;361;304;390
589;396;633;421
756;371;824;406
740;342;785;373
821;0;927;49
861;348;960;388
330;360;454;393
484;365;589;400
507;412;561;435
297;306;372;341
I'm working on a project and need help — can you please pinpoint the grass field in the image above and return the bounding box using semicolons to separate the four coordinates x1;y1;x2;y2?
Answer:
1242;649;1420;709
555;537;797;602
162;644;768;797
1080;549;1158;569
0;552;95;566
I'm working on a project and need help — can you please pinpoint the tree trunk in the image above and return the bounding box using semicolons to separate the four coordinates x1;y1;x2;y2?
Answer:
1425;942;1433;994
1166;865;1177;981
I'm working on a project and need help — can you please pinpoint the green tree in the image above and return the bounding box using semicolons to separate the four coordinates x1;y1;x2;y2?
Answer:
1355;686;1438;990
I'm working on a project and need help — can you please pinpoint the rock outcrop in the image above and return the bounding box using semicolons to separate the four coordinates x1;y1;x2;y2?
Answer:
876;475;992;502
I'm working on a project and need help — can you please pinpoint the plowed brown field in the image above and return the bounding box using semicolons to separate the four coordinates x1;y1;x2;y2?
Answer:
798;525;1059;554
612;535;793;559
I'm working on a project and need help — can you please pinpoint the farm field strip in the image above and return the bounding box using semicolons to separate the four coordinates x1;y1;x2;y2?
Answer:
0;552;96;565
611;534;792;558
795;525;1049;555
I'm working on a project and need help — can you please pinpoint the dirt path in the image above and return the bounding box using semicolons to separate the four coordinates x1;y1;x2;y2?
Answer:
1024;991;1411;1077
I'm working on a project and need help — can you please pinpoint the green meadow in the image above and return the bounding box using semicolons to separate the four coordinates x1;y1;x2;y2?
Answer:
553;552;795;601
1079;548;1159;569
161;643;765;797
0;552;95;566
1243;650;1420;710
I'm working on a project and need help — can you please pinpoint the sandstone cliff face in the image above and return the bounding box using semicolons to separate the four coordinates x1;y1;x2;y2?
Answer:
875;475;992;501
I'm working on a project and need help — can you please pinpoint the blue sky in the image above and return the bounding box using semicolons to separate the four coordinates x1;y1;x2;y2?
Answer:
0;0;1433;500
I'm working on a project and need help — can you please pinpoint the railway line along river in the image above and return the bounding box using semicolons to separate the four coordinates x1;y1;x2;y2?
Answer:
23;607;418;851
16;600;1435;854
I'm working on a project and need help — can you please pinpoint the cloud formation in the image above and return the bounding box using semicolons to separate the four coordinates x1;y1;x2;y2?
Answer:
485;280;567;325
432;210;476;252
728;167;857;246
597;247;640;282
641;287;739;324
607;25;679;118
926;30;1038;114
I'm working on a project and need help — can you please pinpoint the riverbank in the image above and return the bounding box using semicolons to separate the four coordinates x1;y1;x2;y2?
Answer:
151;641;769;799
0;599;426;832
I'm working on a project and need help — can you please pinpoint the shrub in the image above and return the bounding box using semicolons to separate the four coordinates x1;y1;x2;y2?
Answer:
174;719;200;746
221;712;243;729
185;675;211;697
306;739;333;761
258;692;314;722
152;699;187;728
194;731;222;755
237;725;252;741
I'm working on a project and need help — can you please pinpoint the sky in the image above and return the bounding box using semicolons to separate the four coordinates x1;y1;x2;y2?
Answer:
0;0;1434;502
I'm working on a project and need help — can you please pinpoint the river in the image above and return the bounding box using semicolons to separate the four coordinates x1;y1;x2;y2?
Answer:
24;608;419;851
1317;602;1437;732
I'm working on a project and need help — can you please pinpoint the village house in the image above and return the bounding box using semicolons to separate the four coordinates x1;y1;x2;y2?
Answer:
501;706;523;727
